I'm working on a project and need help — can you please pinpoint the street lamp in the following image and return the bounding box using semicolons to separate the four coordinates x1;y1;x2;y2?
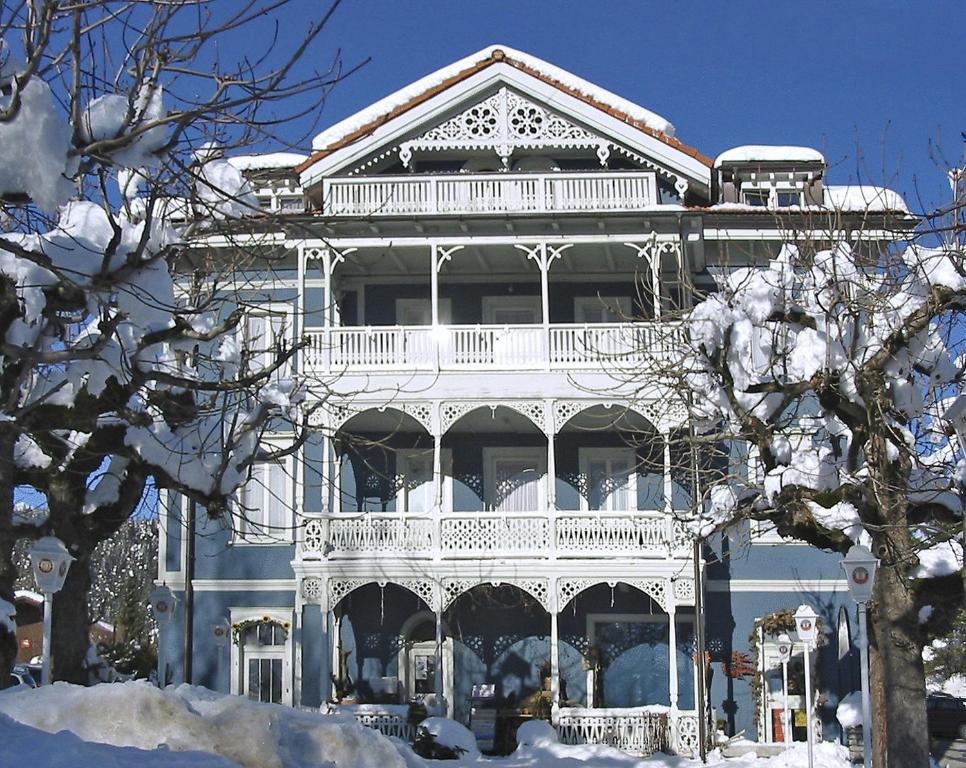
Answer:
776;633;793;746
28;536;73;685
149;585;178;688
794;604;819;768
841;545;878;768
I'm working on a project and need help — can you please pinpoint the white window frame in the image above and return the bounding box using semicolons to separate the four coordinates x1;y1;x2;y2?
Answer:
578;447;637;512
482;295;541;324
483;446;546;513
234;437;295;544
573;296;632;324
396;297;452;326
229;607;294;706
740;182;804;208
396;447;452;513
243;302;294;381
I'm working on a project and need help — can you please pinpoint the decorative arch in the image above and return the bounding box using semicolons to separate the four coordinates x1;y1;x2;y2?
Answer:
556;577;669;613
329;402;434;435
328;578;439;612
553;400;662;435
441;577;551;613
441;401;547;436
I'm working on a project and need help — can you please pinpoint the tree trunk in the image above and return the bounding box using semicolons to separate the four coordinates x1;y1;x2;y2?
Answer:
0;429;20;687
869;550;929;768
50;547;93;684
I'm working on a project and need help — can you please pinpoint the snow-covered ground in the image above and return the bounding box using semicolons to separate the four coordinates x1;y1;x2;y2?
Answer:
0;682;853;768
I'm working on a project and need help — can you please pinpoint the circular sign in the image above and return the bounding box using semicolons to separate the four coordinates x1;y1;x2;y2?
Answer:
213;626;225;637
38;558;54;574
852;566;869;585
800;620;812;632
778;644;789;655
157;601;169;614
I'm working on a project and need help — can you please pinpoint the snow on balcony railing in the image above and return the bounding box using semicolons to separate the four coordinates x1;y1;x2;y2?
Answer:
300;511;678;561
322;171;657;217
303;322;683;372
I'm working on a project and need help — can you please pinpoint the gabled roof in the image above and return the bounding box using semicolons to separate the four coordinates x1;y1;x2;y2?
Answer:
297;45;712;177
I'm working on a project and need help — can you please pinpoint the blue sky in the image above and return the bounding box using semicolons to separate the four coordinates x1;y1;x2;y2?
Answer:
260;0;966;213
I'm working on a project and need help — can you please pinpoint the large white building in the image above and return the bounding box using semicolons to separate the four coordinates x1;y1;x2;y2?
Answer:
160;45;911;756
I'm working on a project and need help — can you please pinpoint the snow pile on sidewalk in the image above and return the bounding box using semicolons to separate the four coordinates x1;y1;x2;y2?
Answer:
0;681;405;768
0;681;856;768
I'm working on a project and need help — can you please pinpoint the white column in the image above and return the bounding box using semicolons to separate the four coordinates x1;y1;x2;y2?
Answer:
668;601;679;710
550;598;560;721
432;417;442;562
322;249;334;373
320;432;332;515
544;401;557;558
539;242;550;371
431;244;440;326
324;605;336;704
434;608;444;704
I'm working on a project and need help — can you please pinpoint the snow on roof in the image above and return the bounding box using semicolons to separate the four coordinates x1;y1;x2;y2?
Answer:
714;145;825;166
225;152;307;171
824;185;909;213
14;589;43;604
311;44;676;153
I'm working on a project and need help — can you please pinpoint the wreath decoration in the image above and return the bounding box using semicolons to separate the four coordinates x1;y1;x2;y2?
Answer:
231;616;291;646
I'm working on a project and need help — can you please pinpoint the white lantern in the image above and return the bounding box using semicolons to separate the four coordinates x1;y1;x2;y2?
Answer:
212;618;231;648
29;537;73;594
149;585;178;626
794;604;819;646
841;545;879;604
776;632;793;663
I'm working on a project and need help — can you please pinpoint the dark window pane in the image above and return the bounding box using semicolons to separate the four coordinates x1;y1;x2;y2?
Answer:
247;659;260;699
259;658;271;702
271;659;282;703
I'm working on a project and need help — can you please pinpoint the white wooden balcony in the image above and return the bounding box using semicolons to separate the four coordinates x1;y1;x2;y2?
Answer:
303;321;681;372
300;510;688;561
321;171;658;217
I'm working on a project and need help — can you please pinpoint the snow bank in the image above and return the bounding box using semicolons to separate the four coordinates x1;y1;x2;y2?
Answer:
0;682;406;768
0;713;238;768
311;44;674;152
714;146;824;166
835;691;863;729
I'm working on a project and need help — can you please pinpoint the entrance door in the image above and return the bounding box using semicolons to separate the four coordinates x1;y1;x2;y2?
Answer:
400;636;454;715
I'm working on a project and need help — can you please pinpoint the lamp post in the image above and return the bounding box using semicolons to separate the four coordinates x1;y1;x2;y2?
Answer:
794;604;819;768
149;585;178;688
776;633;793;746
841;545;878;768
28;537;74;685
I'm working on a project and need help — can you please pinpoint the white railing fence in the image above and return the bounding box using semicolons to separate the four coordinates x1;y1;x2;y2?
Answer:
303;322;683;372
555;709;670;756
301;511;677;561
323;171;658;217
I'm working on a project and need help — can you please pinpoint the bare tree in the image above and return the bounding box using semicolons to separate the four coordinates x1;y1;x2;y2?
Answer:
0;0;350;684
618;180;966;767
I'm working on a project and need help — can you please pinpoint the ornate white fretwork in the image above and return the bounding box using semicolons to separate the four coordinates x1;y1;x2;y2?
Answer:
440;400;546;435
441;577;550;613
301;577;324;603
557;577;669;612
396;579;439;612
553;400;666;433
303;518;326;553
673;714;700;757
613;145;691;202
673;578;695;604
328;578;372;606
316;401;434;434
399;87;611;168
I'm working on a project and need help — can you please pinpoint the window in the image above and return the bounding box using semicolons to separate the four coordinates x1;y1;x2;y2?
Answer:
396;448;452;513
482;295;541;325
574;296;632;323
775;190;801;207
484;447;546;513
245;305;293;380
231;611;292;705
743;189;770;207
237;457;292;541
396;298;452;325
579;448;636;511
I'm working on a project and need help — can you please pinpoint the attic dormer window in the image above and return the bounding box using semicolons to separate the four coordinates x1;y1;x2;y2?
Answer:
743;189;769;207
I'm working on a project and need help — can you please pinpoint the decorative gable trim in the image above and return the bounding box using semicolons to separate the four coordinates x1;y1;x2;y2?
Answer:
396;87;611;169
297;48;711;179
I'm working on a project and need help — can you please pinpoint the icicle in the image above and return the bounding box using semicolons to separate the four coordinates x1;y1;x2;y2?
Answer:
573;594;577;617
380;584;385;624
610;584;615;608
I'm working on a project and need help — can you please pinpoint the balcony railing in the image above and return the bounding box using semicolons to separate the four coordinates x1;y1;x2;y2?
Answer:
303;322;682;372
300;510;688;561
321;171;658;217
